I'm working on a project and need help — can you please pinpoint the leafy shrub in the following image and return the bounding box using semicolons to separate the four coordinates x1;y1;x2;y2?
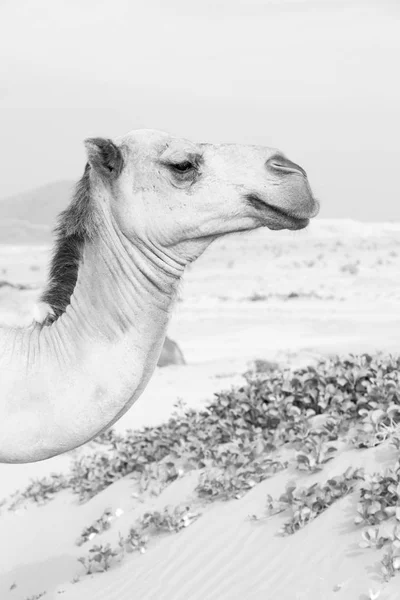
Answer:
78;505;199;576
139;505;200;533
381;541;400;580
76;508;114;546
8;474;68;510
78;543;120;574
355;466;400;526
340;262;360;275
197;455;287;500
354;465;400;581
118;528;148;555
264;467;364;535
358;523;400;581
295;430;337;473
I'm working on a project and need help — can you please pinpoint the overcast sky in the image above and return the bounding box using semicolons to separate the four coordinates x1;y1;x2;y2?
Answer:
0;0;398;220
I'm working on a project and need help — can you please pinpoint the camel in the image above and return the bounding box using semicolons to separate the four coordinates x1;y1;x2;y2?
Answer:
0;129;319;463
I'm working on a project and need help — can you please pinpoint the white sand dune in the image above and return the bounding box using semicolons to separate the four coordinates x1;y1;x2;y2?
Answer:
0;444;396;599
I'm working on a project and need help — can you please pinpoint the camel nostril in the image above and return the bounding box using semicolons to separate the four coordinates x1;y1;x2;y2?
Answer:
266;155;307;178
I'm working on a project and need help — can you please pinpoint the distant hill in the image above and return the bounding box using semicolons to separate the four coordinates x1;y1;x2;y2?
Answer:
0;180;75;244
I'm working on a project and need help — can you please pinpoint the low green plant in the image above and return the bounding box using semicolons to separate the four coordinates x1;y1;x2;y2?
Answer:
139;505;201;533
118;528;148;555
354;466;400;526
381;541;400;581
350;406;400;449
76;508;114;546
295;431;337;473
340;262;359;275
78;543;120;574
247;292;267;302
359;526;382;549
197;457;287;500
7;474;68;510
265;467;364;535
354;466;400;581
360;523;400;581
78;504;199;576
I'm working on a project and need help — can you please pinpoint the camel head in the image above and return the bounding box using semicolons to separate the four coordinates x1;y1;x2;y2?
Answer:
85;129;319;262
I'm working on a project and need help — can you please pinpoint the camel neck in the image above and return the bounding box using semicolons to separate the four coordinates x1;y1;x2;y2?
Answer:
0;227;184;461
49;223;184;346
0;224;185;462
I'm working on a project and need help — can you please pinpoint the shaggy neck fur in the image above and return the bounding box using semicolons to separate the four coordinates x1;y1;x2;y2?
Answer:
40;164;97;323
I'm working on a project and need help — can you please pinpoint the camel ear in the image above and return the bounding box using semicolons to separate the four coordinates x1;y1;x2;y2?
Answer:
84;138;124;180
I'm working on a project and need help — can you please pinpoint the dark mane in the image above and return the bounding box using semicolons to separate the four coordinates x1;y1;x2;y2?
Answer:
40;164;97;324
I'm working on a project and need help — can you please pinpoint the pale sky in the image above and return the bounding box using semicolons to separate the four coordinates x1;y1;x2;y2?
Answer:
0;0;398;219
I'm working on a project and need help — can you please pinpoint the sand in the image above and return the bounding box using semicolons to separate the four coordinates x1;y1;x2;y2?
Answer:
1;219;400;599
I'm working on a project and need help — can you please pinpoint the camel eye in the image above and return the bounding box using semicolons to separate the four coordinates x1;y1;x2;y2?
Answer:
170;161;194;174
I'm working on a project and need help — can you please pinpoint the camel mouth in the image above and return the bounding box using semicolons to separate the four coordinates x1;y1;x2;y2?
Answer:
246;193;315;231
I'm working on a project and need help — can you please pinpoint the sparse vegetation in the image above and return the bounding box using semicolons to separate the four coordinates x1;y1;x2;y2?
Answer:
294;430;337;473
76;508;115;546
261;467;363;535
78;543;120;574
78;505;200;575
355;466;400;527
248;292;268;302
7;474;68;510
118;527;148;556
244;291;335;302
0;280;35;290
197;455;287;500
381;541;400;581
354;464;400;581
340;262;360;275
139;505;201;533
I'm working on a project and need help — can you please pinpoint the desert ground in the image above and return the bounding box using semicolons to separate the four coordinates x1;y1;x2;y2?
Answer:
1;219;400;599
